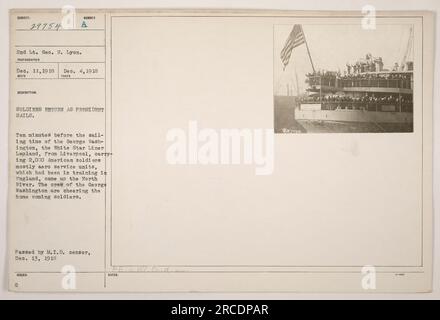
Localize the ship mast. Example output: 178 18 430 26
400 26 414 71
300 25 316 74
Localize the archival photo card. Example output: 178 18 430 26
7 10 433 293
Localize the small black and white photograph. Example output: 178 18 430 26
274 24 414 133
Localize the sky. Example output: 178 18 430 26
274 24 414 96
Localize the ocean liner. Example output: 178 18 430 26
276 25 414 133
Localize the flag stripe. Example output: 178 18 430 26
280 25 305 69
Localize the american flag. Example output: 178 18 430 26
280 25 305 70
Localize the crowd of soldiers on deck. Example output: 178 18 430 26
300 93 412 106
302 53 413 92
345 54 384 74
339 71 412 81
306 53 412 81
306 69 412 81
305 69 412 89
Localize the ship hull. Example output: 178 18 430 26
295 108 413 124
294 108 413 133
296 119 413 133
